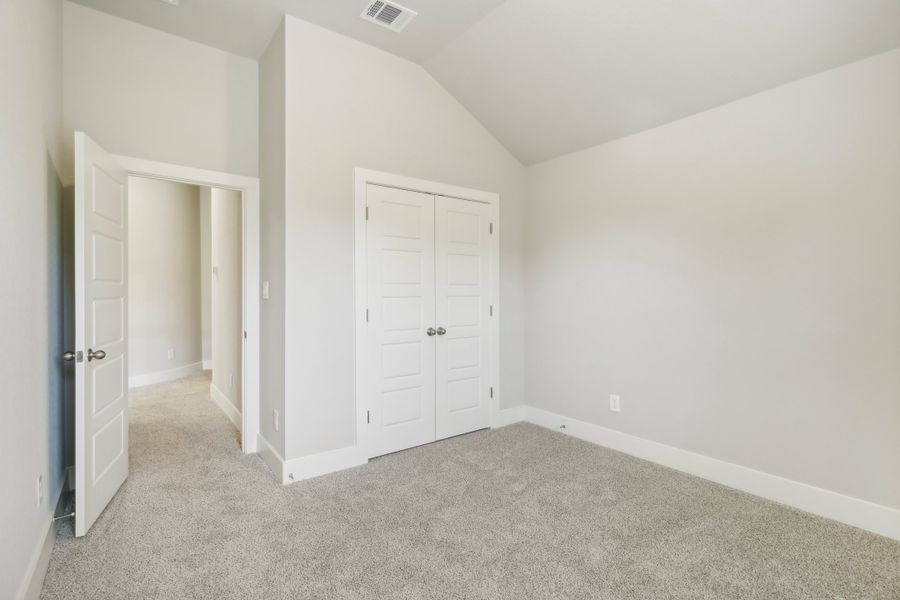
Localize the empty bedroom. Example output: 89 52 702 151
1 0 898 599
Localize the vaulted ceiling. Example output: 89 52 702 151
69 0 900 165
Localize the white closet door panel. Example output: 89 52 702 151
365 185 436 457
435 196 491 440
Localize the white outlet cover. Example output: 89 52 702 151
167 349 175 360
273 409 279 432
610 394 621 412
262 281 270 300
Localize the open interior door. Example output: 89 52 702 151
73 131 129 537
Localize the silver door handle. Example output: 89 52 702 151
87 348 106 361
63 351 76 361
426 327 437 336
436 327 446 336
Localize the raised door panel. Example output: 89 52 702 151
365 185 436 458
434 197 491 440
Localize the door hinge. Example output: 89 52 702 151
366 410 371 424
243 330 247 339
366 308 369 322
489 222 493 234
489 305 493 317
490 387 494 399
365 206 369 220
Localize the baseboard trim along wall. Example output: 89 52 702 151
256 434 368 485
18 473 67 600
210 383 242 433
128 361 202 389
520 406 900 541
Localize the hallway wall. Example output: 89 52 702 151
210 188 243 414
127 177 203 384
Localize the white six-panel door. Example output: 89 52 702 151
434 196 492 440
364 184 491 458
365 185 437 457
74 132 129 537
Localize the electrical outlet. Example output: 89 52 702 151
167 349 175 360
37 475 43 506
273 409 280 432
262 281 270 300
610 394 621 413
229 374 234 389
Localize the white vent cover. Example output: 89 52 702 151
360 0 418 32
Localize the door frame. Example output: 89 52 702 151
354 168 501 457
114 154 261 454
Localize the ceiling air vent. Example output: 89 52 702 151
360 0 418 33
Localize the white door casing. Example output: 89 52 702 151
365 184 437 457
434 196 492 440
74 132 129 537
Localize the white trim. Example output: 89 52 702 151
113 154 260 453
283 446 367 485
524 406 900 541
210 382 242 433
256 434 368 485
256 434 285 482
128 361 202 389
202 360 213 371
354 168 502 459
18 474 67 600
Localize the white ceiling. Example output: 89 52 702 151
66 0 508 63
69 0 900 165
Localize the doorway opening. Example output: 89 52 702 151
126 177 244 436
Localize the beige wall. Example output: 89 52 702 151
210 188 243 413
525 49 900 510
62 1 258 183
280 16 527 460
0 0 65 597
127 177 202 380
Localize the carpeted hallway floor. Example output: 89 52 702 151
41 374 899 599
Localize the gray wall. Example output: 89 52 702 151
525 49 900 510
0 0 65 596
127 177 202 380
62 1 258 182
280 16 527 460
258 21 287 456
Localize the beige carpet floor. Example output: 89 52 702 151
41 374 900 599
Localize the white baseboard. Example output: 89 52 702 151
202 360 212 371
210 382 242 433
256 434 368 485
524 406 900 541
18 474 67 600
492 406 526 428
256 433 285 482
128 361 202 388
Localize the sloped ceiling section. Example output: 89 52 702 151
68 0 900 165
425 0 900 165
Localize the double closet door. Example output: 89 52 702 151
365 184 492 458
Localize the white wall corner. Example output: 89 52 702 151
202 360 213 371
492 406 526 428
523 406 900 542
210 382 242 433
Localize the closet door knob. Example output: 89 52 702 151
426 328 437 336
436 327 446 336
